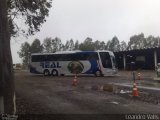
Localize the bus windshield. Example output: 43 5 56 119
99 52 112 68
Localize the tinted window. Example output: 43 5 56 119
75 53 88 60
46 54 63 61
87 53 98 60
75 52 98 60
32 54 77 62
32 55 45 62
60 54 76 61
99 52 112 68
31 53 99 62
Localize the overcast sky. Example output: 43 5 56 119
11 0 160 63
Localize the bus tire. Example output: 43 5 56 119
51 69 58 76
44 69 50 76
95 70 103 77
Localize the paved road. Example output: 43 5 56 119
15 70 160 117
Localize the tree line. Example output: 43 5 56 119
18 33 160 68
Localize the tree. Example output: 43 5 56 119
8 0 52 37
0 0 52 114
105 40 111 50
157 37 160 47
43 37 53 53
64 39 75 51
110 36 120 52
0 0 16 114
99 41 106 50
79 37 94 51
127 33 146 50
105 36 120 52
120 41 127 51
93 40 106 50
30 39 43 53
17 42 30 68
94 40 101 50
52 37 63 52
74 40 79 50
68 39 75 51
153 37 160 47
145 35 160 48
18 39 43 68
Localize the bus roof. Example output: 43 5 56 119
31 50 112 56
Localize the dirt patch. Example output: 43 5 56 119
16 93 49 114
91 84 160 105
117 91 160 105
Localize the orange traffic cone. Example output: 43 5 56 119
72 75 77 86
131 82 139 97
137 73 141 80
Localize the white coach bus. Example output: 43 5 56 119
29 50 117 76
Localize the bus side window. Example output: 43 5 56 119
32 55 45 62
39 55 45 62
60 54 71 61
46 55 54 61
65 54 72 61
53 54 60 61
75 53 84 60
88 54 94 60
88 53 98 60
82 54 90 60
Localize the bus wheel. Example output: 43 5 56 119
52 69 58 76
44 69 50 76
95 70 103 77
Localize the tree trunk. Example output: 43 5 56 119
0 0 16 114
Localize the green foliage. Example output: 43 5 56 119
127 33 145 50
64 39 75 51
17 42 30 68
43 37 52 52
120 41 127 51
99 41 106 50
105 36 120 52
110 36 120 52
105 40 111 50
127 33 160 50
30 39 43 53
79 37 95 51
74 40 79 50
94 40 101 50
7 0 52 37
145 36 160 48
52 37 63 52
18 39 42 68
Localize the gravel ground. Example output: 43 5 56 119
116 89 160 105
14 70 160 120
